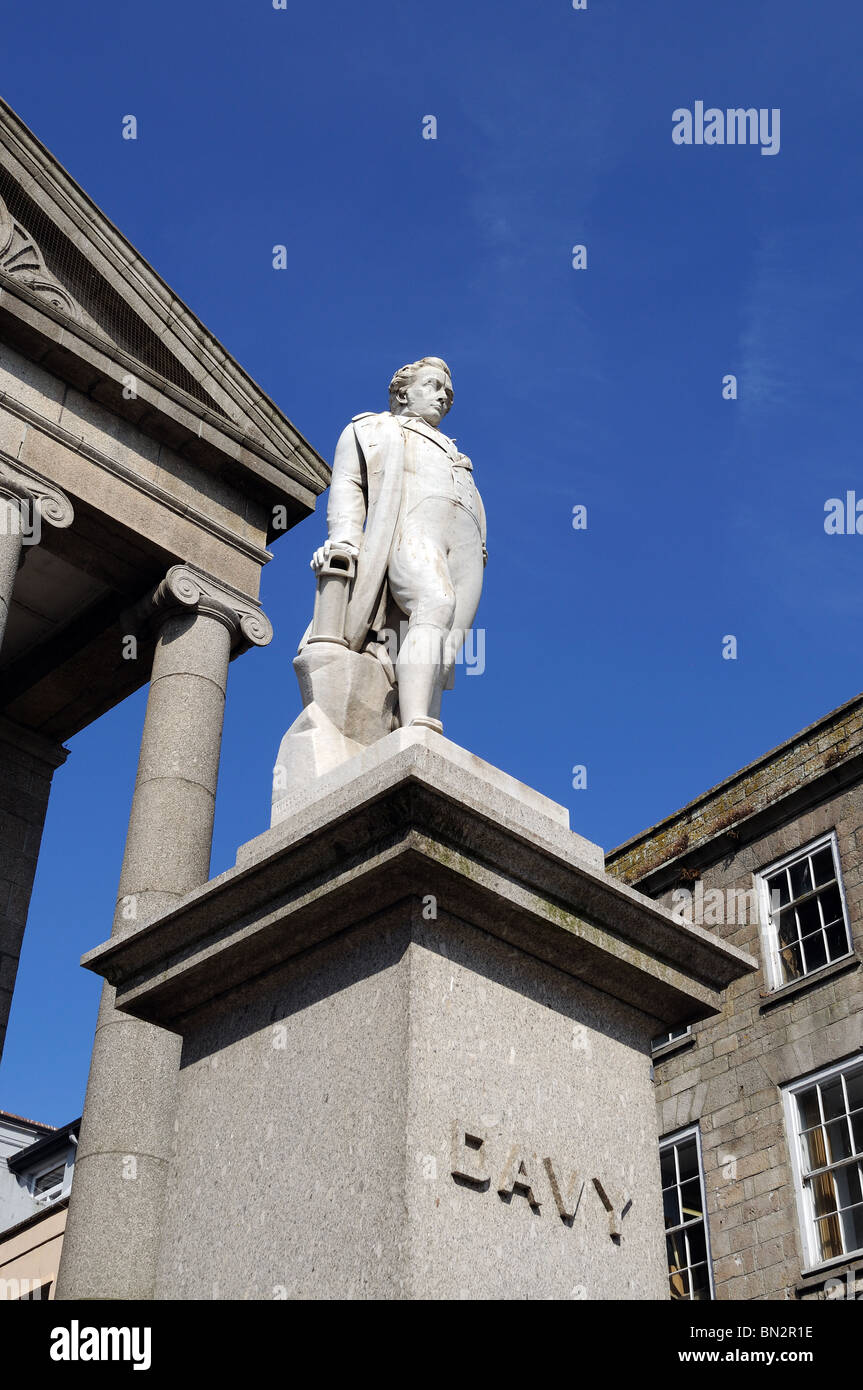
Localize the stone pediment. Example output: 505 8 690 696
0 99 328 498
0 191 87 326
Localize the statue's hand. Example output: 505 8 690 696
310 538 359 573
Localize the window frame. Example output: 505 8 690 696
756 830 853 992
659 1123 715 1301
782 1054 863 1274
651 1025 693 1058
27 1154 70 1206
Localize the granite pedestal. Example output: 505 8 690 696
81 730 755 1300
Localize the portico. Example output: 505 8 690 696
0 97 328 1296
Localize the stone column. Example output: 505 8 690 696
0 719 68 1061
0 496 21 654
56 564 272 1301
0 461 73 1060
0 458 74 655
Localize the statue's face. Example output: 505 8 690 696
398 367 453 427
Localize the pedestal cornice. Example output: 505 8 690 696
81 730 757 1033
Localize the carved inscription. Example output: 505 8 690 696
451 1121 632 1240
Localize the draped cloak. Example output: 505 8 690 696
304 410 486 655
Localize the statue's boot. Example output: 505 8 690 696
396 621 445 730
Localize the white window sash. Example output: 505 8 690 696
783 1055 863 1271
659 1124 715 1299
756 830 852 991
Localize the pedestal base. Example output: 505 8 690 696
81 730 755 1300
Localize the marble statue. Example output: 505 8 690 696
272 357 486 819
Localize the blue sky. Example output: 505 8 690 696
2 0 862 1124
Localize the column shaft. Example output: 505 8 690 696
0 472 72 1059
0 720 67 1061
57 609 232 1300
0 498 24 652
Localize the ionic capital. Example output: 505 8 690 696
146 563 273 652
0 457 74 530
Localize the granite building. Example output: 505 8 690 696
607 694 863 1302
0 97 329 1298
0 95 328 1069
0 1110 79 1298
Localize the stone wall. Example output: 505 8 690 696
0 341 270 597
607 698 863 1300
610 696 863 890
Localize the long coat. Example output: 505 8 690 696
324 410 486 652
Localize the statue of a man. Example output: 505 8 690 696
272 357 486 818
311 356 486 732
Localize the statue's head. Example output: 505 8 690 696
388 357 453 428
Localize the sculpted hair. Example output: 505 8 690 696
388 357 452 411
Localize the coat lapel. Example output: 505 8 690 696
344 412 405 650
